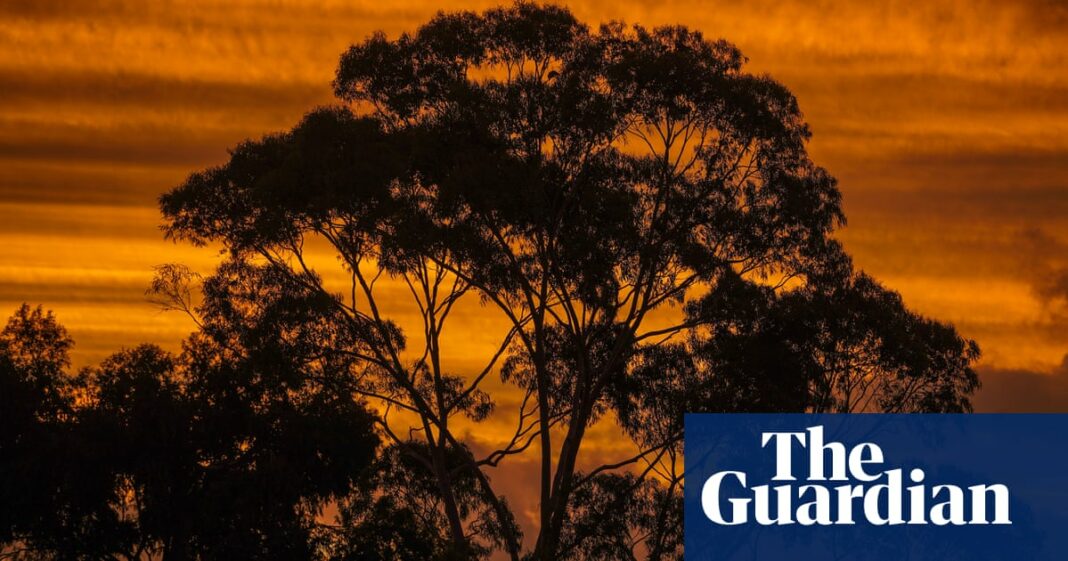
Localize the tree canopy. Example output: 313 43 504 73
0 270 381 559
3 3 979 560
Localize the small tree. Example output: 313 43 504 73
0 305 76 557
159 3 979 559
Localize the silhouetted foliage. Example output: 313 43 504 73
326 442 520 561
4 3 980 560
557 473 682 561
0 277 380 559
0 305 77 555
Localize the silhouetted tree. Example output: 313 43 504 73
0 265 381 559
0 305 82 558
326 442 518 561
156 3 979 560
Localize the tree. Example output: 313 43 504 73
0 264 381 559
0 305 81 558
158 3 980 560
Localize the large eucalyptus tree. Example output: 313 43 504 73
160 3 979 559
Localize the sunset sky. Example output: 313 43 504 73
1 0 1066 421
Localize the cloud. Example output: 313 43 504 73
973 355 1068 413
0 69 329 115
0 125 232 167
1039 270 1068 303
1018 228 1068 303
0 161 189 206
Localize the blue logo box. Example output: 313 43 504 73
684 414 1068 560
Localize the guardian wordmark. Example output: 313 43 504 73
701 426 1011 526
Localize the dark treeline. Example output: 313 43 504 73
1 2 979 560
0 296 391 560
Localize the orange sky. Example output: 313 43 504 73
1 0 1066 416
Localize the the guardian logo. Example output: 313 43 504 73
701 426 1012 527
